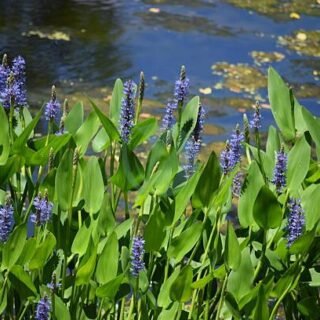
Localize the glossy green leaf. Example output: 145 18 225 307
2 224 27 271
287 135 310 192
89 97 120 141
301 184 320 230
227 247 254 303
114 218 133 239
72 220 92 257
301 107 320 151
54 295 71 320
168 222 202 263
111 145 144 191
253 285 269 320
96 274 125 299
192 151 221 208
74 110 100 156
9 265 37 296
65 101 84 134
110 78 123 126
11 107 42 153
129 118 158 149
0 106 9 165
82 156 104 214
170 266 193 302
29 232 56 269
225 222 241 270
55 149 73 211
268 67 295 141
158 268 180 308
92 128 110 152
0 155 25 185
289 231 314 255
238 161 264 228
96 232 118 284
76 247 97 286
253 186 282 230
144 208 167 252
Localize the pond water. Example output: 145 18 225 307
0 0 319 146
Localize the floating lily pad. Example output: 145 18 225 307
211 62 267 95
136 11 236 36
278 30 320 57
22 30 71 41
250 51 285 65
226 0 320 20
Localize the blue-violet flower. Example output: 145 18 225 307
287 198 304 247
0 201 14 242
130 235 145 277
120 80 136 143
272 146 287 193
31 192 53 226
35 295 51 320
45 85 60 121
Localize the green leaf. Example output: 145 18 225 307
170 266 193 302
253 285 269 320
2 224 27 271
227 247 254 303
176 96 200 152
289 231 314 255
253 186 282 230
158 303 179 320
191 273 214 290
92 128 110 152
287 135 310 192
76 247 97 286
0 106 9 165
158 268 180 308
9 265 37 296
114 218 133 239
65 101 84 134
225 222 241 271
96 274 125 299
89 97 120 141
129 118 158 149
111 145 144 191
54 295 71 320
55 149 73 211
301 107 320 151
268 67 295 141
0 155 25 185
192 151 221 208
72 220 92 257
29 232 56 269
96 232 119 284
144 208 167 252
238 161 264 228
301 184 320 230
74 110 100 156
11 108 42 153
82 157 104 214
110 78 123 126
173 168 202 224
168 222 202 263
18 238 37 265
145 139 168 179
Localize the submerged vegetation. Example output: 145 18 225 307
1 54 320 320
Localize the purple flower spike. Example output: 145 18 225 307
230 124 244 165
12 56 27 108
287 198 304 247
272 146 287 193
120 80 136 143
130 235 145 277
232 172 243 198
0 54 10 94
35 295 51 320
174 66 189 104
31 192 53 226
184 104 205 177
250 102 262 130
0 73 22 109
220 141 235 175
162 100 177 130
0 201 14 242
45 85 60 121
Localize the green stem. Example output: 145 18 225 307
119 298 125 320
253 230 267 281
18 301 29 320
124 192 129 220
215 275 228 320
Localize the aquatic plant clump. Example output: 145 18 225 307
1 59 320 319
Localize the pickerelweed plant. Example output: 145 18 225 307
0 55 320 320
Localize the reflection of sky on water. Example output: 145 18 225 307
0 0 319 143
